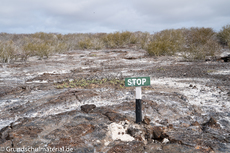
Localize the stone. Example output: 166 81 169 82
180 95 188 102
127 125 145 141
167 124 173 129
81 104 96 113
202 117 221 129
162 138 170 144
159 119 168 125
161 143 198 153
143 143 163 152
191 121 201 127
104 112 127 122
107 121 134 142
143 116 151 125
12 125 43 138
220 54 230 62
107 141 145 153
152 126 163 140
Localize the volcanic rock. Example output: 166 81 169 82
143 116 151 125
104 112 127 122
152 126 163 140
202 117 221 130
81 104 96 113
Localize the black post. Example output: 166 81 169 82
136 99 142 123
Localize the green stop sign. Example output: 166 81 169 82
125 77 150 87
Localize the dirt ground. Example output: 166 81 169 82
0 48 230 153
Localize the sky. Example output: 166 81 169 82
1 0 230 34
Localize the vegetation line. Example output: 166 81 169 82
0 25 230 63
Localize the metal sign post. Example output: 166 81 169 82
135 86 142 123
125 77 150 123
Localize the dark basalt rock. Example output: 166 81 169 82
104 111 127 122
220 54 230 62
202 117 221 130
81 104 96 113
1 49 230 152
152 126 168 141
143 116 151 125
107 141 145 153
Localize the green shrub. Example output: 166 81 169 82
23 40 54 59
137 32 150 49
54 42 68 53
186 27 216 46
0 41 17 63
102 32 120 48
78 37 93 49
55 78 125 89
217 24 230 47
0 26 228 63
184 27 220 59
102 31 132 48
187 40 218 59
31 32 56 41
129 33 139 44
146 29 185 56
91 38 105 50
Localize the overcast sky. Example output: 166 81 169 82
1 0 230 34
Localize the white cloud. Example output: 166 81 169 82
0 0 230 33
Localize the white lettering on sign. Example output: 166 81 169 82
128 79 132 86
142 78 146 85
132 79 136 85
127 78 147 86
137 79 141 85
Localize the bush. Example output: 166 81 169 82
187 39 219 59
0 25 228 62
23 40 54 59
0 40 18 63
139 32 151 49
91 38 105 50
102 31 132 48
217 24 230 47
186 27 216 46
55 42 68 53
146 29 185 56
184 27 220 59
78 37 93 49
129 33 139 44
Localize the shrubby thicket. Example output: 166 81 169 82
0 24 230 63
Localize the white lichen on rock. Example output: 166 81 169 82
106 120 134 145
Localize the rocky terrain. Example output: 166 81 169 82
0 48 230 153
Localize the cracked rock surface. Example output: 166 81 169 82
0 49 230 152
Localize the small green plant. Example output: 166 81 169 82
89 54 97 57
207 69 215 73
55 78 125 89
